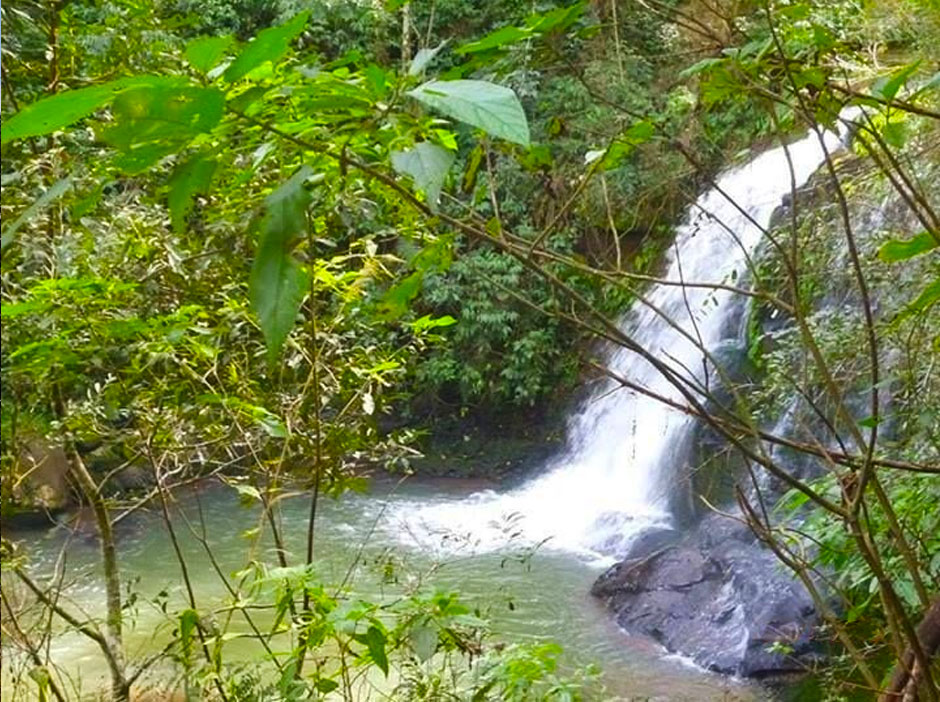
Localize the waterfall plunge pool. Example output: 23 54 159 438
3 477 781 701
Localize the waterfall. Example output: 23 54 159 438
394 123 850 562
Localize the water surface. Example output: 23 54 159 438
5 478 768 700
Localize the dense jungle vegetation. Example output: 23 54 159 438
1 0 938 700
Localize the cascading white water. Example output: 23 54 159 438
393 123 849 562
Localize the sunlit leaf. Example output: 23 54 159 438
102 86 225 173
185 35 235 74
224 12 310 82
898 278 940 321
408 79 530 147
526 2 585 32
878 231 938 263
1 76 189 145
178 609 199 658
381 271 423 320
409 314 457 331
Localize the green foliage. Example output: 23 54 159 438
754 114 940 691
408 79 532 147
167 152 218 232
223 10 309 82
416 247 578 411
1 76 189 145
102 85 225 173
390 142 456 209
4 0 938 698
249 167 313 361
878 231 938 263
184 34 235 74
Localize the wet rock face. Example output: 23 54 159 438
592 514 818 677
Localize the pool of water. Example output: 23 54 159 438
3 477 772 700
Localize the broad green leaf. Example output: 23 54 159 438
457 26 530 55
408 80 530 147
185 35 235 74
526 2 585 32
224 12 309 82
102 86 225 173
410 623 438 661
1 176 72 251
878 231 938 262
257 410 288 438
409 40 448 75
249 167 313 360
390 142 455 209
381 271 423 319
168 153 218 232
872 62 920 101
228 85 270 113
364 625 389 676
882 121 906 149
1 76 188 145
315 679 339 694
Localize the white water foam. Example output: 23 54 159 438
391 120 852 562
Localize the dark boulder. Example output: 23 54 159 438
592 515 819 677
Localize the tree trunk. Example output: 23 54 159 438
881 599 940 702
66 446 130 701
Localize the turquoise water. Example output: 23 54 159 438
4 478 769 700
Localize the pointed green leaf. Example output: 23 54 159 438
408 79 530 147
526 3 585 32
456 26 530 55
409 314 457 331
224 12 309 82
872 62 920 101
249 167 313 360
168 153 218 232
390 142 455 208
102 86 224 173
185 35 235 74
882 121 907 149
381 271 423 320
1 76 189 145
179 608 199 656
878 231 938 263
410 623 438 661
364 625 389 676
